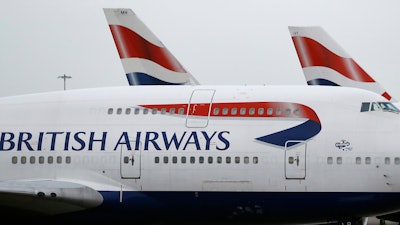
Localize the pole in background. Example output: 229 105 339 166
58 74 72 90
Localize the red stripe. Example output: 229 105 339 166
109 25 187 73
140 102 320 123
292 36 375 82
382 92 392 101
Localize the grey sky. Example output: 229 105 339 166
1 0 400 99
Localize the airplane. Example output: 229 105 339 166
2 8 400 225
288 26 397 104
289 26 400 224
103 8 200 86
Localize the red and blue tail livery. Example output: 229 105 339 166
104 8 199 85
289 26 395 102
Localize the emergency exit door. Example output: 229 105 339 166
285 140 306 179
120 140 141 179
186 89 215 127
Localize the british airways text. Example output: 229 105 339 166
0 131 230 151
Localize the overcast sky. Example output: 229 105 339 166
1 0 400 99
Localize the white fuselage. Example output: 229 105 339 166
1 85 400 224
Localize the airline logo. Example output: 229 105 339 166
292 35 376 84
105 8 191 85
141 101 321 148
335 139 352 151
290 26 392 101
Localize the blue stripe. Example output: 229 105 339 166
255 120 321 147
126 72 186 85
308 79 340 86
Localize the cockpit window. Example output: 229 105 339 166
360 102 370 112
378 102 400 113
361 102 400 113
371 102 380 111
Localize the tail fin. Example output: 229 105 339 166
288 26 395 101
103 8 199 85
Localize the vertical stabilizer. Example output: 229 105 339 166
104 8 199 85
289 26 394 101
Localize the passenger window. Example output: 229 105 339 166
107 108 113 114
217 156 222 164
285 108 291 116
161 108 167 114
244 156 249 164
222 108 229 115
226 157 231 164
293 108 300 116
152 108 158 114
125 108 131 115
190 156 195 164
178 108 185 115
155 157 160 163
213 108 220 115
258 108 264 115
235 156 240 164
365 157 371 164
48 156 53 164
57 156 62 164
172 156 177 164
208 157 213 164
253 157 258 164
21 156 26 164
143 108 149 114
356 157 361 165
395 157 400 165
12 156 17 164
337 157 342 165
181 157 186 164
117 108 122 114
30 156 35 164
249 108 255 115
163 156 168 163
385 157 390 165
231 108 237 115
199 156 204 164
276 108 282 115
124 156 129 164
240 108 246 115
327 157 333 164
169 108 175 114
134 108 140 114
267 108 273 115
66 156 71 164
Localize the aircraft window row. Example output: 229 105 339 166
212 107 301 117
327 156 400 165
153 156 259 164
107 107 186 115
107 106 303 117
11 156 72 164
360 102 400 113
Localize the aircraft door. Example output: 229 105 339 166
186 89 215 128
285 141 306 179
120 140 141 179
